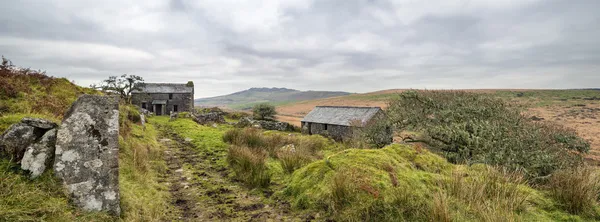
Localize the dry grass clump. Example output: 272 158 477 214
277 148 313 174
548 166 600 216
227 145 271 188
222 128 265 149
444 166 529 221
223 128 330 175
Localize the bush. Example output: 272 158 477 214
548 167 600 216
252 103 277 121
349 115 393 148
227 146 270 188
387 90 588 180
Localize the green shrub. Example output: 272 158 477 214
548 166 600 216
252 103 277 120
387 90 588 180
227 145 271 188
349 115 393 148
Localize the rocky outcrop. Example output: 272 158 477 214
54 95 121 216
0 118 58 162
193 112 226 125
21 129 57 178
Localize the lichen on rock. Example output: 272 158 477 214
53 95 121 216
21 128 57 178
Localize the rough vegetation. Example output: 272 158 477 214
0 57 98 118
0 60 170 221
118 105 172 221
387 90 589 180
283 144 595 221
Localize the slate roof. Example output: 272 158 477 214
133 83 193 94
301 106 382 126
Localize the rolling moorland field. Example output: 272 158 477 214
275 89 600 163
194 87 350 110
2 60 600 221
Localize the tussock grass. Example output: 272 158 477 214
548 166 600 216
277 148 313 174
445 165 529 221
227 145 271 188
223 128 265 149
119 105 171 221
223 128 332 175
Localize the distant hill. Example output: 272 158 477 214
194 87 351 110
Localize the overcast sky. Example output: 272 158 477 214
1 0 599 98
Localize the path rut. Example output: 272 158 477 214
158 130 300 221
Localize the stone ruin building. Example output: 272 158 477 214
131 82 194 115
301 106 391 142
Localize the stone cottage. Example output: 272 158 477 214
131 82 194 115
301 106 391 142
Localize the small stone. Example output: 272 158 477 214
21 129 57 178
0 123 40 162
21 117 58 129
175 168 184 173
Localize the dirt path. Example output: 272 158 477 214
158 130 300 221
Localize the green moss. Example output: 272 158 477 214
283 144 590 221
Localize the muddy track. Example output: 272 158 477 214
158 129 301 221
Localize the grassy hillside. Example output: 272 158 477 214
194 87 350 110
152 116 598 221
0 60 172 221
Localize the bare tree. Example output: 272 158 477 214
94 74 145 103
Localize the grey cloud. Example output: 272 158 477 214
0 0 599 98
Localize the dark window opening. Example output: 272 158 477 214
324 124 328 130
173 105 178 112
169 93 173 99
141 102 147 109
